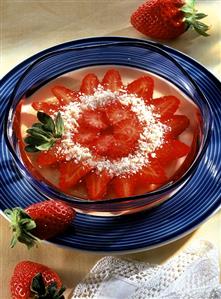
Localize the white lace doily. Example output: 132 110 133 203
71 240 221 299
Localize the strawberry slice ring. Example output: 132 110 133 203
58 82 168 176
22 69 192 201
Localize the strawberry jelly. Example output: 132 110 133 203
18 66 201 200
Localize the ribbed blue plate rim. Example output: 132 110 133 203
0 37 221 253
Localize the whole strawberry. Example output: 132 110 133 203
10 261 65 299
4 200 75 248
131 0 209 40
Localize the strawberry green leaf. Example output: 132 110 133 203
27 127 53 139
24 112 64 153
32 123 43 128
47 283 65 299
24 135 50 146
37 111 55 133
4 207 40 249
181 6 194 14
57 286 66 297
24 145 40 152
48 282 57 296
182 0 209 37
31 273 46 296
20 219 36 230
55 112 64 138
195 13 208 20
192 20 210 36
36 139 56 151
193 26 210 37
37 111 52 124
31 274 66 299
185 0 195 7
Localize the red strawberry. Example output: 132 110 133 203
36 141 66 167
85 170 112 200
4 200 75 248
93 133 115 156
36 150 58 166
127 76 154 102
170 127 199 181
155 139 190 166
102 69 123 91
108 139 136 158
152 95 180 119
105 102 136 125
52 85 78 104
74 126 100 146
163 115 190 138
170 140 190 158
113 175 137 197
139 159 167 184
32 98 60 114
92 116 142 158
78 109 109 130
93 124 140 158
59 161 93 190
10 261 65 299
92 135 133 158
80 73 100 95
130 0 209 40
114 117 142 145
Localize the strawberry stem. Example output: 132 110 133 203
31 273 65 298
4 207 40 249
181 0 210 36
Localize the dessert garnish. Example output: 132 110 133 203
24 111 64 152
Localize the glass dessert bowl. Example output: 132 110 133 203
5 41 212 216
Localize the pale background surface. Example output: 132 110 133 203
1 1 221 298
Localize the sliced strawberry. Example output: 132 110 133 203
172 140 191 158
78 109 109 130
107 139 135 158
155 140 190 166
127 76 154 103
36 142 65 167
32 98 60 114
59 161 93 190
74 126 100 145
80 73 99 95
105 102 135 125
51 85 78 105
113 175 137 197
138 159 167 184
36 150 66 167
101 69 123 91
152 95 180 119
93 133 115 156
113 117 142 144
163 115 190 138
85 170 112 200
170 128 199 181
37 151 58 167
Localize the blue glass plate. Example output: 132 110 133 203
1 37 221 252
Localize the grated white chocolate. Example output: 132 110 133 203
56 85 168 176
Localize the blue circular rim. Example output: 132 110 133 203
4 40 213 206
1 36 221 252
